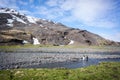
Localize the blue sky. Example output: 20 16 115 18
0 0 120 42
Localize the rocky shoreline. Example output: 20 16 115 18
0 48 120 69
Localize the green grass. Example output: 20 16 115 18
0 44 119 50
0 44 43 52
1 44 120 51
0 62 120 80
0 44 120 53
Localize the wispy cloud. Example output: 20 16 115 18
19 9 31 15
45 0 58 7
18 0 28 5
29 0 34 4
60 0 119 28
18 0 28 6
32 5 65 20
100 32 120 42
0 0 18 9
46 0 64 7
41 0 120 28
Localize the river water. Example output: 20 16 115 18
26 58 120 69
0 52 120 69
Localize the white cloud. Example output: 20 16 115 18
114 33 120 42
61 0 75 11
19 9 31 15
18 0 28 5
34 0 119 29
74 0 111 21
29 0 34 4
46 0 64 7
85 20 118 28
46 0 58 7
33 5 65 20
0 0 18 9
59 0 118 28
99 33 120 42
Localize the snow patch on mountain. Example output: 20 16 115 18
7 19 14 27
22 40 29 44
7 19 14 23
26 16 39 24
0 8 19 14
6 23 13 27
12 15 26 24
44 27 48 30
33 37 40 45
40 24 44 27
69 40 74 45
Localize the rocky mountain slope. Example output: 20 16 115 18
0 8 119 46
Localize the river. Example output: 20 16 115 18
0 52 120 69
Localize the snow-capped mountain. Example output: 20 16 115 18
0 8 41 27
0 8 19 14
0 8 66 30
0 8 120 46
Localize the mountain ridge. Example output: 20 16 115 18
0 8 120 46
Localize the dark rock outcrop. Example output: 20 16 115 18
0 29 32 45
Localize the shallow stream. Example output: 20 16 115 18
0 52 120 69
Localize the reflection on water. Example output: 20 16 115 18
66 58 120 68
27 58 120 69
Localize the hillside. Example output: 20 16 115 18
0 8 120 46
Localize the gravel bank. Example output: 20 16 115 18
0 51 120 69
0 47 120 69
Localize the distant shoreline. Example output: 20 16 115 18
0 45 120 53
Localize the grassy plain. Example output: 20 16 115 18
0 44 120 53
